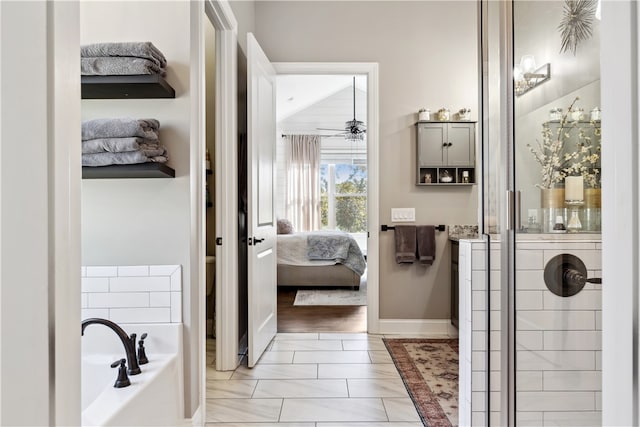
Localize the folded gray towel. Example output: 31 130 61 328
82 150 168 167
139 143 167 158
82 118 159 141
81 57 166 76
394 225 416 264
80 42 167 68
82 137 142 154
416 225 436 266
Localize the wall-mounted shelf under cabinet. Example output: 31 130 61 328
82 163 175 179
81 74 176 99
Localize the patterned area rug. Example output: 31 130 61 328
383 338 459 427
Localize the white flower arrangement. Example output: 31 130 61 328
528 97 601 189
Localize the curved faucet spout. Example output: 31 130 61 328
81 317 141 375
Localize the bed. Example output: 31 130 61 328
276 230 366 288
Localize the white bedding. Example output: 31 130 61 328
276 233 334 267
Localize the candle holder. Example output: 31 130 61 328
565 200 584 233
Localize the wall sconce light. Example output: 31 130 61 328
514 55 551 96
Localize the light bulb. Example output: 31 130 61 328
520 55 537 74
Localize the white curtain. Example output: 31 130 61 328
285 135 321 231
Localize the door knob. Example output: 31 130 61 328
253 237 265 244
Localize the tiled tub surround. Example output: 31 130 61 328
458 238 602 426
81 265 182 323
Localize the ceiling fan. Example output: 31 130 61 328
317 76 366 141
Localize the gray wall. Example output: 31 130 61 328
246 1 480 319
79 1 198 416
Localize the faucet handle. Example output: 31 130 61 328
111 358 131 388
138 333 149 365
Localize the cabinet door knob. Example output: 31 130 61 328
448 142 453 147
442 142 448 147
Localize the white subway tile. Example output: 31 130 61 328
516 310 595 331
543 411 601 426
472 350 486 370
117 265 149 277
472 311 487 331
516 411 543 427
543 249 602 270
81 293 88 308
490 290 501 311
171 291 182 323
472 271 486 290
88 292 149 308
517 350 595 371
489 391 500 412
472 391 486 412
170 266 182 291
490 371 501 392
595 391 602 411
544 331 601 351
490 330 501 351
86 266 118 277
489 271 501 291
81 277 109 293
516 291 544 310
516 249 544 270
489 351 501 371
149 265 180 276
81 308 109 320
517 371 543 391
471 411 487 427
517 391 595 411
472 249 486 271
515 270 546 291
490 310 501 331
489 411 502 427
110 307 170 323
595 351 601 370
81 266 87 277
516 331 543 351
543 371 601 391
150 292 171 307
472 371 485 392
543 290 601 311
472 331 486 351
489 249 501 271
110 276 170 292
472 291 486 310
595 310 602 330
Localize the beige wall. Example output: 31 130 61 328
79 1 198 416
248 1 480 319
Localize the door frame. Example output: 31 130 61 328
273 62 381 333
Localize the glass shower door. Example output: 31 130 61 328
512 0 602 425
482 0 603 425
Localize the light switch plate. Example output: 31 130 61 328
391 208 415 222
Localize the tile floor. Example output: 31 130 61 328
205 333 426 426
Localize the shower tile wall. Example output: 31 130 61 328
81 265 182 323
459 239 602 426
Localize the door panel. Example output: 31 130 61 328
447 123 474 166
247 33 277 368
417 123 445 166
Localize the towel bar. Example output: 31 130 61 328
381 224 445 232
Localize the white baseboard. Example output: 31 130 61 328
378 318 459 338
186 405 202 426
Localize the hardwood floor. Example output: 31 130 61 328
277 287 367 333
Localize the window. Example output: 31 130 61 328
320 163 367 233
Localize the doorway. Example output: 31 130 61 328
275 74 369 333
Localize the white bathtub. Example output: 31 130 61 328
81 323 184 426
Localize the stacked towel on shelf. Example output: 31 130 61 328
81 42 167 76
81 118 168 167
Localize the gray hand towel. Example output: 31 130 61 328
81 137 142 154
80 42 167 68
394 225 417 264
82 118 159 141
81 57 166 76
416 225 436 266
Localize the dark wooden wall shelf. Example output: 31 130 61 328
82 163 175 179
81 75 176 99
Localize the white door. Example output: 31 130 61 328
246 33 277 367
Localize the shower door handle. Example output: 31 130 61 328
506 190 522 231
515 190 522 231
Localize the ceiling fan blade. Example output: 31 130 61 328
316 127 346 131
